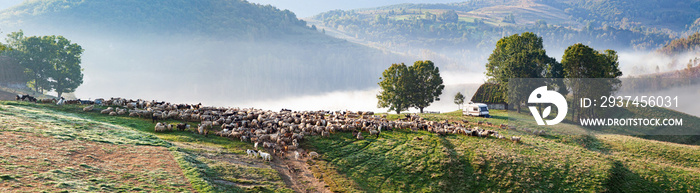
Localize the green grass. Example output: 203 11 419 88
3 101 700 192
0 101 292 193
306 109 700 192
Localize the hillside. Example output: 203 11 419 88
308 0 700 71
1 101 699 192
0 0 308 38
0 0 410 106
658 32 700 55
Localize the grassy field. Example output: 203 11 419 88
0 101 293 193
305 110 700 192
2 100 699 192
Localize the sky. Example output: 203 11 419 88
0 0 22 10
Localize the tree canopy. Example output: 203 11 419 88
5 30 84 98
562 43 622 122
377 63 414 114
377 60 445 114
453 92 465 109
409 60 445 113
485 32 562 112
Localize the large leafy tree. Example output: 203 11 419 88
377 61 445 114
562 43 622 122
409 60 444 113
485 32 562 112
377 63 414 114
50 36 84 98
6 31 84 98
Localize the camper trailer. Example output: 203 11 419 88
463 102 490 117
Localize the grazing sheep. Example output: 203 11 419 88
109 112 117 116
356 132 364 140
40 98 57 104
246 149 258 157
308 151 319 159
154 122 168 132
258 151 272 161
176 123 188 131
369 129 380 138
511 136 521 143
101 107 113 114
83 105 94 112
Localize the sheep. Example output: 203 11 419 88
511 136 521 143
197 124 209 137
356 132 364 140
176 123 188 131
308 151 319 159
40 98 57 104
246 149 258 157
101 107 113 114
154 122 168 132
83 105 94 112
294 151 300 160
258 151 272 161
254 142 259 150
369 129 380 138
109 112 117 116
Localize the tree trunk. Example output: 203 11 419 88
395 110 401 115
57 91 63 99
419 107 424 114
517 103 521 113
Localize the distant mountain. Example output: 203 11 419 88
0 0 308 39
247 0 461 18
309 0 700 71
658 32 700 55
0 0 408 106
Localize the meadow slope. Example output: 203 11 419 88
1 101 699 192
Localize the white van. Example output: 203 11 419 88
463 102 490 117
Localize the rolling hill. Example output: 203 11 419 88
0 0 410 106
308 0 700 72
1 101 699 192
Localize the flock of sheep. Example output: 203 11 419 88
20 96 541 161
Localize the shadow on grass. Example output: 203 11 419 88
437 136 475 192
602 159 662 193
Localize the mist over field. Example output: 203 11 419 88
1 0 699 115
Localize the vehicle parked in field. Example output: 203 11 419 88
463 102 490 117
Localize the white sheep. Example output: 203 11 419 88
83 105 94 112
294 151 300 160
154 122 168 132
258 151 271 161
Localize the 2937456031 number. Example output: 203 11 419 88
599 96 677 108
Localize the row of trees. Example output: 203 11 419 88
485 32 622 122
2 31 84 98
377 60 445 114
